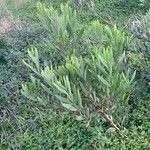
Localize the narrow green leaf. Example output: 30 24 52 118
55 95 68 103
130 70 136 83
97 75 110 87
65 76 72 95
22 60 40 76
98 55 108 69
77 89 83 108
53 82 68 95
61 102 77 111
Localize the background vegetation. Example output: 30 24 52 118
0 0 149 149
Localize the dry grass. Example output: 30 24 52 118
0 16 25 34
0 0 26 6
0 0 28 34
0 0 3 5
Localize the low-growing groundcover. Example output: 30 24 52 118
0 0 150 150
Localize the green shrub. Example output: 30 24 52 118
128 9 150 95
36 2 85 56
1 1 150 150
22 3 136 131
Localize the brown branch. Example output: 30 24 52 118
96 107 120 131
84 91 121 131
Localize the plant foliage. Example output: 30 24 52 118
22 3 136 131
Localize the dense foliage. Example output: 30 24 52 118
0 0 150 149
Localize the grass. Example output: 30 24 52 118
0 0 150 149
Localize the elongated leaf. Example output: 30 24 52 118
55 95 68 103
37 97 46 106
77 89 83 108
130 71 136 83
61 102 77 111
22 60 40 76
65 76 72 95
98 55 108 69
97 75 110 87
66 22 73 37
53 82 68 95
41 84 53 95
118 51 125 63
106 127 116 133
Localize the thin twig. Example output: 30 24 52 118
96 107 120 131
84 91 121 131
